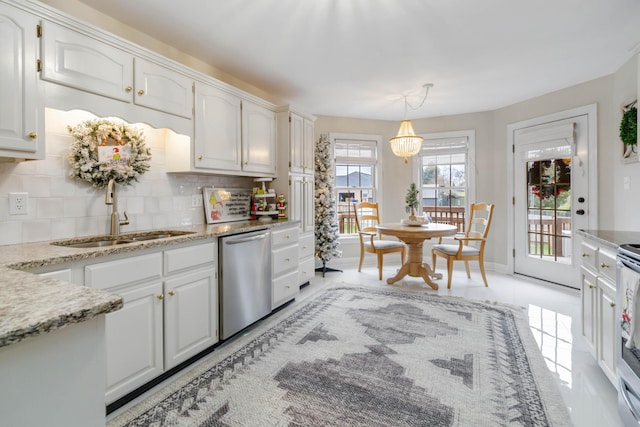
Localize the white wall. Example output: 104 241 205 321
0 109 251 245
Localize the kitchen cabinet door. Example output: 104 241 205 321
302 116 315 174
289 112 304 174
241 99 276 175
597 276 617 385
163 268 218 369
40 21 134 102
193 81 242 171
105 281 164 404
134 58 193 118
0 3 42 159
302 175 315 234
580 266 597 355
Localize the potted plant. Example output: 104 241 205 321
405 182 419 221
620 104 637 158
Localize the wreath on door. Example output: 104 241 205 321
67 119 151 189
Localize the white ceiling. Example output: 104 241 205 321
77 0 640 121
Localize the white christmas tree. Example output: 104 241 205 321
314 133 342 276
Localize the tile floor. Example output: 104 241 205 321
109 262 623 426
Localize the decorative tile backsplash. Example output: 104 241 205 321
0 109 253 245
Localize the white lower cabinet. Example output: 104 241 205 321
271 225 300 309
597 275 617 384
579 236 618 386
84 240 218 403
299 233 315 284
580 266 597 354
164 268 217 369
105 281 164 404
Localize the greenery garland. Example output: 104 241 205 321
67 119 151 189
620 105 637 147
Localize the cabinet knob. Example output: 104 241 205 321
285 285 290 289
611 302 616 308
125 86 133 92
589 284 595 289
157 294 164 300
600 263 609 269
168 290 175 296
581 253 589 257
28 132 37 139
197 155 203 161
138 89 145 95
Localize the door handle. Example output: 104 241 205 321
576 209 585 215
225 233 268 244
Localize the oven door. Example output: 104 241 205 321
618 253 640 425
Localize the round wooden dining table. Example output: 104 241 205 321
376 222 457 290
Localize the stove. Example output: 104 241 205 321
617 243 640 426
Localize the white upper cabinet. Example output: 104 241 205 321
41 21 193 118
287 112 315 175
289 113 304 174
192 80 242 171
168 81 276 176
134 58 193 118
41 21 133 102
0 3 43 160
242 99 276 175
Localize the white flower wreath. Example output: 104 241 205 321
67 119 151 189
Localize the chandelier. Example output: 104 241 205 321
389 83 433 164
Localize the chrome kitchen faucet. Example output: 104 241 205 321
105 179 129 235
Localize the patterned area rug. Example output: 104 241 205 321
108 286 572 426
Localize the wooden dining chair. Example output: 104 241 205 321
353 202 406 280
431 203 495 288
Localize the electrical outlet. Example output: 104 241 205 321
9 192 28 215
191 194 203 208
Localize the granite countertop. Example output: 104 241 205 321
0 220 295 349
575 229 640 251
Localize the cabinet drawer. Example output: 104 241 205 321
272 269 299 309
86 253 162 290
299 233 314 260
598 248 616 283
272 226 298 247
164 242 215 275
299 257 315 285
580 241 597 271
272 245 299 277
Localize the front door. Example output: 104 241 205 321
512 109 593 288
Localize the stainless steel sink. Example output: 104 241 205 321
52 230 196 248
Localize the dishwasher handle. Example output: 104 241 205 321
224 233 268 245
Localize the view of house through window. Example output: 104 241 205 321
330 133 380 236
416 132 475 232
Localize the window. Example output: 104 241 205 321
330 133 381 236
415 131 475 232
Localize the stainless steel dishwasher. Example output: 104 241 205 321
219 229 272 340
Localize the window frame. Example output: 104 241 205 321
412 130 476 220
329 132 382 238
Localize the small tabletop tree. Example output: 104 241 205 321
405 182 419 220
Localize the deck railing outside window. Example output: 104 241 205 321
422 206 466 233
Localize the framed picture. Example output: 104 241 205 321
202 187 253 224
